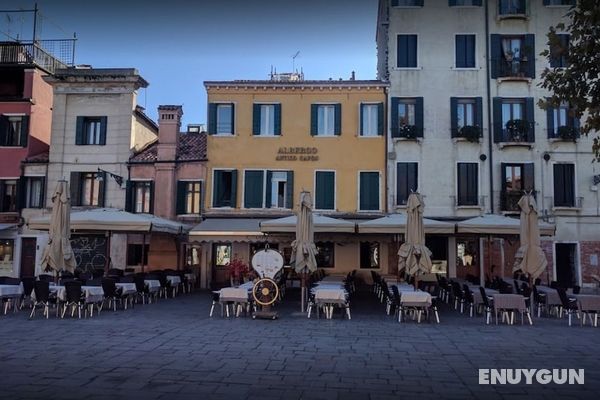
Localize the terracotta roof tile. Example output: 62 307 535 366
129 132 207 163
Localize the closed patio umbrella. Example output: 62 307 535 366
290 191 318 312
40 181 76 274
398 192 432 289
514 193 547 281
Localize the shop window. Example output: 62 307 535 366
316 242 335 268
213 243 232 267
127 243 149 266
0 239 14 266
360 242 380 269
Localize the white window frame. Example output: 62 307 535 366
455 161 481 208
395 33 421 71
270 171 289 209
452 33 478 70
357 170 382 212
313 169 336 212
211 168 236 209
254 102 280 137
213 102 235 136
550 161 578 209
315 104 337 137
359 102 380 137
394 161 420 208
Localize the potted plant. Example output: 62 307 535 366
459 125 481 143
226 257 249 287
505 119 529 142
557 125 577 141
399 124 419 139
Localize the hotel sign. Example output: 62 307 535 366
276 147 319 161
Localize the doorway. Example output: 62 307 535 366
555 243 578 288
20 238 37 277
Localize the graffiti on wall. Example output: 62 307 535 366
70 235 107 272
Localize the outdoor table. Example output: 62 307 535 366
218 287 250 317
166 275 181 286
115 282 137 295
574 294 600 327
492 294 531 325
471 287 498 306
51 285 105 303
320 276 346 283
536 286 562 312
313 288 349 319
144 280 161 293
237 281 255 292
399 291 433 323
0 284 24 313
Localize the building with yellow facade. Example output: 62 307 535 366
189 75 389 288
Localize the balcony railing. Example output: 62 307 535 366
492 58 530 79
451 125 482 142
548 125 580 141
498 1 527 17
391 124 423 139
0 41 71 74
494 120 535 143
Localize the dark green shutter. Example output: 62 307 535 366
397 163 417 205
230 170 238 208
310 104 318 136
450 97 458 137
456 35 466 68
524 34 535 79
244 170 264 208
0 182 5 211
99 116 107 145
490 35 501 79
500 163 507 209
407 35 417 67
38 177 45 208
230 103 235 135
75 116 85 145
176 180 186 214
377 102 384 136
285 171 294 209
415 97 424 137
553 164 574 207
125 180 133 212
475 97 483 135
70 172 81 206
265 171 273 208
149 181 155 214
391 97 399 137
19 115 29 147
274 104 281 135
397 35 408 67
208 103 217 135
16 177 26 210
360 172 379 211
526 97 535 142
316 171 334 210
359 104 364 136
493 97 502 142
252 104 261 135
212 171 221 207
334 103 341 135
523 163 535 192
546 106 554 138
97 171 106 207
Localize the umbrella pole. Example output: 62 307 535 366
301 269 307 313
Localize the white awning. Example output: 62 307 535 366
190 218 265 236
357 214 455 234
0 223 17 232
456 214 555 236
28 208 188 235
260 214 355 233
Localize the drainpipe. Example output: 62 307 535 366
484 0 494 213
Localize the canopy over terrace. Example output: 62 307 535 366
456 214 555 236
357 214 455 234
260 214 355 233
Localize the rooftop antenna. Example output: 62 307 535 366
292 51 300 72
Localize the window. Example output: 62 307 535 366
176 181 202 214
397 34 417 68
212 170 237 208
490 34 535 79
253 104 281 136
75 116 107 145
547 103 579 140
360 103 383 136
243 170 293 209
0 114 28 147
127 243 149 266
212 243 232 267
208 103 235 135
0 180 17 212
128 181 153 214
501 163 534 211
360 242 380 269
0 239 14 266
359 172 380 211
451 97 483 139
449 0 482 5
391 97 423 138
455 35 476 68
70 171 105 207
498 0 526 15
493 97 534 143
315 171 335 210
553 163 576 207
396 163 418 206
244 170 264 209
25 177 44 209
315 242 335 268
392 0 423 6
550 34 569 68
457 162 478 206
544 0 575 5
311 104 341 136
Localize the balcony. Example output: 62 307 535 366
0 41 71 75
492 58 530 80
548 125 580 142
498 0 528 19
494 120 535 145
451 125 482 142
391 124 423 140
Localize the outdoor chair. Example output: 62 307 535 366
102 278 129 311
450 281 464 312
462 284 475 317
1 277 21 314
573 285 581 295
38 274 54 283
479 287 493 325
532 285 547 317
209 292 221 317
30 280 58 319
78 271 92 282
119 275 135 283
20 276 35 309
86 278 102 287
391 285 402 322
61 281 90 319
557 287 579 326
514 280 522 294
107 268 124 278
521 287 532 310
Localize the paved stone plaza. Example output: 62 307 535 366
0 290 599 400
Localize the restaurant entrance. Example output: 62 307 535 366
555 242 578 288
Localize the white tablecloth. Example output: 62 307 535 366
536 286 561 305
185 273 196 282
144 280 161 292
166 275 181 285
400 291 432 306
314 288 347 302
0 284 23 297
52 285 104 303
115 282 137 295
471 287 499 305
219 287 249 302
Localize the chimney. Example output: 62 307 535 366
157 105 183 161
350 71 356 81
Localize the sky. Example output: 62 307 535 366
0 0 379 126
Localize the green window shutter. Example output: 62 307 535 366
16 177 26 210
265 171 273 208
208 103 217 135
391 97 400 137
500 163 507 209
212 170 222 207
19 115 29 147
149 181 155 214
70 172 81 206
546 106 554 138
455 35 466 68
524 34 536 79
415 97 424 137
244 170 264 208
360 172 379 211
334 103 342 135
359 104 364 136
310 104 318 136
285 171 294 209
252 104 261 135
490 34 501 79
230 103 235 135
526 97 535 142
316 171 335 210
475 97 483 136
493 97 502 143
125 181 133 212
176 180 186 214
97 171 106 207
0 116 7 146
230 170 238 208
396 163 408 205
274 104 282 136
450 97 458 137
523 163 535 192
38 177 45 208
75 116 85 145
377 102 384 136
99 116 107 145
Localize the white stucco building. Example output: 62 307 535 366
377 0 599 286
